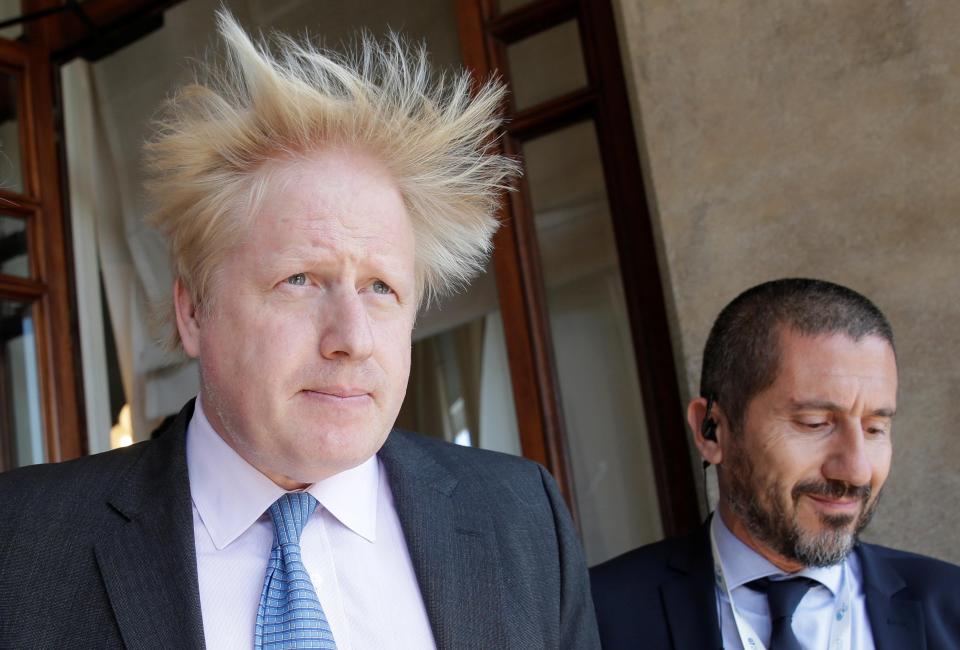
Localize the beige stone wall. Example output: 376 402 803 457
613 0 960 564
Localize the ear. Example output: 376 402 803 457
174 278 202 359
688 396 724 466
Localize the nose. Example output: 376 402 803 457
822 420 873 488
319 289 374 360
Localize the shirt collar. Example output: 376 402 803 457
186 396 379 550
712 511 842 596
306 453 379 545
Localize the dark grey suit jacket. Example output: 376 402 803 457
591 522 960 649
0 400 599 649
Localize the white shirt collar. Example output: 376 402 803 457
186 396 379 550
712 511 842 597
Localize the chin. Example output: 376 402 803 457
298 429 385 467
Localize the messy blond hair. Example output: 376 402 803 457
145 11 517 348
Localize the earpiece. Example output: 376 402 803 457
701 393 718 442
699 394 718 471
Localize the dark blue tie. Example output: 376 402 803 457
255 492 337 649
748 577 816 650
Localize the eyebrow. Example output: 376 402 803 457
789 400 896 418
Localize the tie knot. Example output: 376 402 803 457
748 576 817 621
267 492 318 546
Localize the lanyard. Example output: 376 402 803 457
710 524 854 650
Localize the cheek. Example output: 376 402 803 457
374 318 412 388
751 439 817 493
201 301 307 386
868 442 893 487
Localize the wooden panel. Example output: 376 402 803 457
489 0 576 43
457 0 578 515
0 35 85 463
0 276 46 302
576 0 699 536
23 0 181 62
459 0 700 538
0 1 190 469
500 134 576 508
30 48 86 460
508 87 594 142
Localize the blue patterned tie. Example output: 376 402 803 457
255 492 337 649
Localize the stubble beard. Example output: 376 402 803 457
723 437 882 568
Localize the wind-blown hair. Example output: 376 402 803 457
145 11 518 348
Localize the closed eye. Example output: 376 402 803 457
865 423 890 436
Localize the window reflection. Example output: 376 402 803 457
522 120 664 564
0 70 23 194
398 309 521 457
0 0 23 40
0 214 29 278
498 0 531 14
0 299 45 471
506 20 588 111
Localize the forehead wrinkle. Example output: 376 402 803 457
250 151 413 273
785 390 896 416
271 215 406 274
789 399 846 412
783 364 897 397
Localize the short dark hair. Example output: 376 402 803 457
700 278 895 432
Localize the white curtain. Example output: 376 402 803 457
61 60 198 446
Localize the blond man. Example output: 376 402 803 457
0 13 598 649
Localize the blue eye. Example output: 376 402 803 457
371 280 392 295
286 273 307 286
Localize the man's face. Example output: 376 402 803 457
177 148 417 488
719 328 897 568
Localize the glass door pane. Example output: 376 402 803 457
505 20 587 110
498 0 532 14
0 0 23 40
521 119 663 564
398 271 521 457
0 214 29 277
0 69 23 194
0 298 45 470
0 29 86 467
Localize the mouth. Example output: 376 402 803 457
793 479 871 519
300 388 372 402
803 493 863 515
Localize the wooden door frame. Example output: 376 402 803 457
458 0 700 537
0 0 186 466
0 36 84 461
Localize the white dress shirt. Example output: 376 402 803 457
713 513 876 649
186 398 436 650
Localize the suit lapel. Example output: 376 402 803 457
661 524 724 650
94 402 205 650
858 543 926 650
379 431 507 650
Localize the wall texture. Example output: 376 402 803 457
613 0 960 563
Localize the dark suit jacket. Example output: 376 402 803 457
0 400 599 649
590 522 960 650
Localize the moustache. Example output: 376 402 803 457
792 479 871 503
